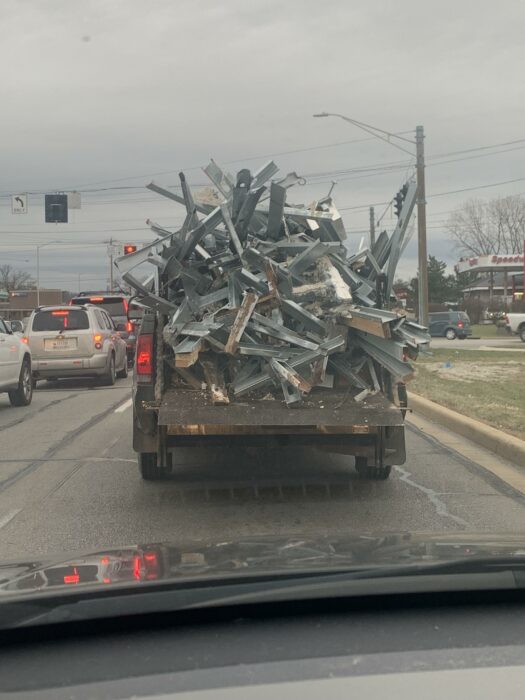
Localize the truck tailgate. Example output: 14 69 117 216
157 388 403 434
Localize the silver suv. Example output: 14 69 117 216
26 305 128 384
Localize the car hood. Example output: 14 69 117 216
2 532 525 596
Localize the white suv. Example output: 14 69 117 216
26 305 128 384
0 317 33 406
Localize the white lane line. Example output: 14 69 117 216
114 398 132 413
0 509 21 530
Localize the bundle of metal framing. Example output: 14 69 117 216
116 159 430 406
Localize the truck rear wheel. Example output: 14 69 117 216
519 325 525 342
355 457 392 480
138 452 171 480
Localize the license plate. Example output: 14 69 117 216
45 337 77 350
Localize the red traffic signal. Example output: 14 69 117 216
123 244 137 255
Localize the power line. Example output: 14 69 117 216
339 176 525 212
2 135 524 198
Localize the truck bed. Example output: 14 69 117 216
157 387 403 435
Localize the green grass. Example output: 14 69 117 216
470 324 504 338
411 349 525 438
471 323 497 338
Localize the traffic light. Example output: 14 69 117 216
45 194 68 223
394 183 409 218
123 244 137 255
394 192 403 218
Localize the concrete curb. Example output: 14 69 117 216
408 393 525 468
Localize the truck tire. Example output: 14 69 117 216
355 457 392 480
519 325 525 342
138 452 171 480
8 357 33 407
444 328 456 340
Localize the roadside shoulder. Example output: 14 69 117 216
408 392 525 469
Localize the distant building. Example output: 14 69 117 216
0 288 66 320
461 272 523 305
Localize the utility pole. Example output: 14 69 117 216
313 113 429 326
415 125 428 326
369 206 376 249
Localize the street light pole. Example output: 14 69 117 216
415 125 428 326
36 245 40 307
313 112 429 324
36 240 61 308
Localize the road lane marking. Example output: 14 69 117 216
114 398 132 413
0 509 21 530
0 395 129 494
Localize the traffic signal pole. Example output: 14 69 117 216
416 125 428 326
369 206 375 248
109 237 114 292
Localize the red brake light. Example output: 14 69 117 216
123 298 129 314
457 320 463 328
90 296 104 302
94 333 103 349
143 551 160 580
52 310 69 316
21 336 29 344
126 321 133 333
136 334 153 376
133 555 142 581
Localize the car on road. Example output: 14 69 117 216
25 305 128 385
428 310 472 340
505 312 525 341
0 316 33 406
69 294 143 363
6 319 24 334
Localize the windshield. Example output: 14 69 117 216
32 309 90 332
70 297 127 318
1 0 525 610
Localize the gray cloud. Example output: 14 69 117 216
1 0 525 288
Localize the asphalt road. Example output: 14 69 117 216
430 336 522 349
1 376 524 561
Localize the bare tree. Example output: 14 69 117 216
0 265 35 293
447 195 525 256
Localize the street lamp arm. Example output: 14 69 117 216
313 112 416 156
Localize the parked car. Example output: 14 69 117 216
428 311 472 340
69 294 142 363
0 316 33 406
25 305 128 384
6 319 24 334
505 312 525 341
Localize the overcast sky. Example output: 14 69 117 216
1 0 525 291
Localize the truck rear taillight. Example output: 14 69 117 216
136 334 153 378
126 321 133 333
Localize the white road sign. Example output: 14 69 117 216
67 191 81 209
11 193 28 214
